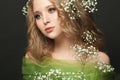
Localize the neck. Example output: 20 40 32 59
54 35 73 51
52 35 75 60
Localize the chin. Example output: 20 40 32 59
45 32 63 39
46 35 57 39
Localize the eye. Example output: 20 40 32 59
34 14 41 19
48 7 56 13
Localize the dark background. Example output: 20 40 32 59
0 0 120 80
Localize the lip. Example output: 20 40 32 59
45 27 54 33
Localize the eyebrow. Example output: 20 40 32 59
34 11 40 15
46 5 54 9
34 5 55 14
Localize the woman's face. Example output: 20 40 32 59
33 0 63 39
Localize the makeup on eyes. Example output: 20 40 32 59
34 5 56 20
34 11 42 19
48 7 56 13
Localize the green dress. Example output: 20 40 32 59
22 57 115 80
22 44 115 80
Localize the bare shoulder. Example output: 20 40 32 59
98 51 110 64
25 51 33 59
25 52 30 58
24 52 38 64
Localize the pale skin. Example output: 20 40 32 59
30 0 110 63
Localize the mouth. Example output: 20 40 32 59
45 27 54 33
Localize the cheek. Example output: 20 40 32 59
36 21 44 32
51 11 59 21
53 16 61 28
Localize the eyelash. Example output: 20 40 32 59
48 7 56 13
34 7 56 19
34 14 41 19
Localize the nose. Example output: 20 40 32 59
42 13 50 25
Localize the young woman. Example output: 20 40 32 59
22 0 114 80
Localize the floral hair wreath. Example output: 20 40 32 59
22 0 98 19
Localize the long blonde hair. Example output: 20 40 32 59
25 0 105 61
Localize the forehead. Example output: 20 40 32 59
33 0 53 12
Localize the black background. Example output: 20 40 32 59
0 0 120 80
